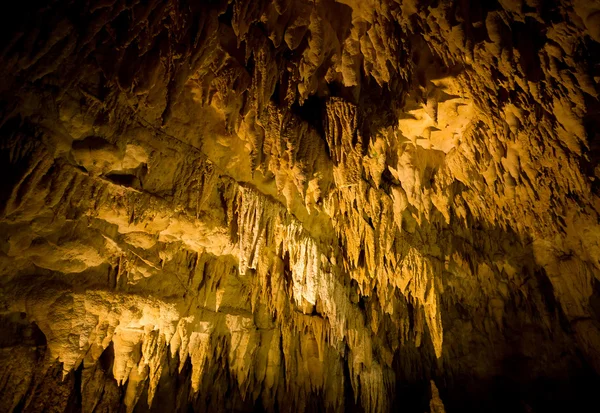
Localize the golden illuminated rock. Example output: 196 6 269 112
0 0 599 412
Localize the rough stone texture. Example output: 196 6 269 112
0 0 599 412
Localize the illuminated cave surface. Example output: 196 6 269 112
1 0 600 412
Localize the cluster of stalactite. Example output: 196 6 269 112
1 0 599 412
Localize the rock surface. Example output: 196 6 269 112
0 0 599 412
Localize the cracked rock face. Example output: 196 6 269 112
1 0 600 412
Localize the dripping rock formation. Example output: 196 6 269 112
1 0 600 411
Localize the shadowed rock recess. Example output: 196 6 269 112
1 0 600 411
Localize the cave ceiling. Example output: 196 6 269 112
1 0 600 412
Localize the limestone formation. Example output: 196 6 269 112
0 0 599 412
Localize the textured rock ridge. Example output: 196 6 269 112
0 0 600 412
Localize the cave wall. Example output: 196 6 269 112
1 0 600 412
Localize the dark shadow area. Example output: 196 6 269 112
432 225 600 413
291 93 326 138
582 92 600 195
0 116 40 216
0 312 47 348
